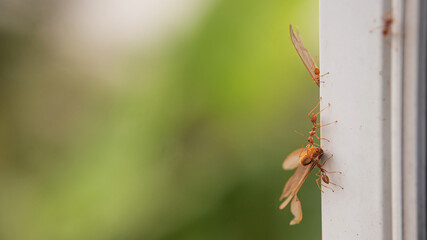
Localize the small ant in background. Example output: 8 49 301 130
370 9 394 37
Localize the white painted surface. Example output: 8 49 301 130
320 0 392 239
391 0 404 239
320 0 423 239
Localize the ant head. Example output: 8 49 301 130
314 67 320 75
316 148 324 158
308 136 314 144
322 174 330 184
310 113 318 122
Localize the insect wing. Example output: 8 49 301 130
280 163 315 210
283 147 306 170
280 163 306 200
289 24 319 86
290 195 303 225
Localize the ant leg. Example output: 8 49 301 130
298 145 307 158
323 169 342 174
314 103 331 118
313 72 329 81
317 120 338 129
299 147 305 155
309 56 318 73
319 72 330 78
316 178 324 193
294 130 309 142
319 154 334 167
307 99 322 117
309 61 316 73
369 25 383 33
329 182 344 189
314 134 331 142
321 183 335 192
313 78 323 85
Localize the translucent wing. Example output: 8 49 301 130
289 24 319 87
283 147 306 170
279 163 315 210
280 162 306 200
290 195 303 225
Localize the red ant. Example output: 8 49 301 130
290 25 329 87
370 9 394 36
314 154 343 192
293 99 342 192
294 98 337 147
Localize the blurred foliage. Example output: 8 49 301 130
0 0 321 239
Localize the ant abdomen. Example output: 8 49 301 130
322 174 330 184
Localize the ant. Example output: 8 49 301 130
314 154 343 192
293 99 342 191
310 58 329 86
289 25 329 87
370 9 394 37
294 98 337 147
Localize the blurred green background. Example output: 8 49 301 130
0 0 320 239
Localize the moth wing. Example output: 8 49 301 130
290 195 303 225
279 163 315 210
283 147 306 170
289 24 319 86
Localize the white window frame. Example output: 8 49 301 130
319 0 426 239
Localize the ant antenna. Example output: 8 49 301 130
294 130 308 141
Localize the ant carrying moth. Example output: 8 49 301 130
279 101 342 225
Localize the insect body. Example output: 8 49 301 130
370 10 394 36
280 146 342 224
279 101 341 225
279 147 322 225
314 154 343 192
382 16 393 36
299 144 323 166
295 99 337 146
289 25 329 86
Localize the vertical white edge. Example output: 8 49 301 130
391 0 404 239
401 0 421 239
320 0 392 239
